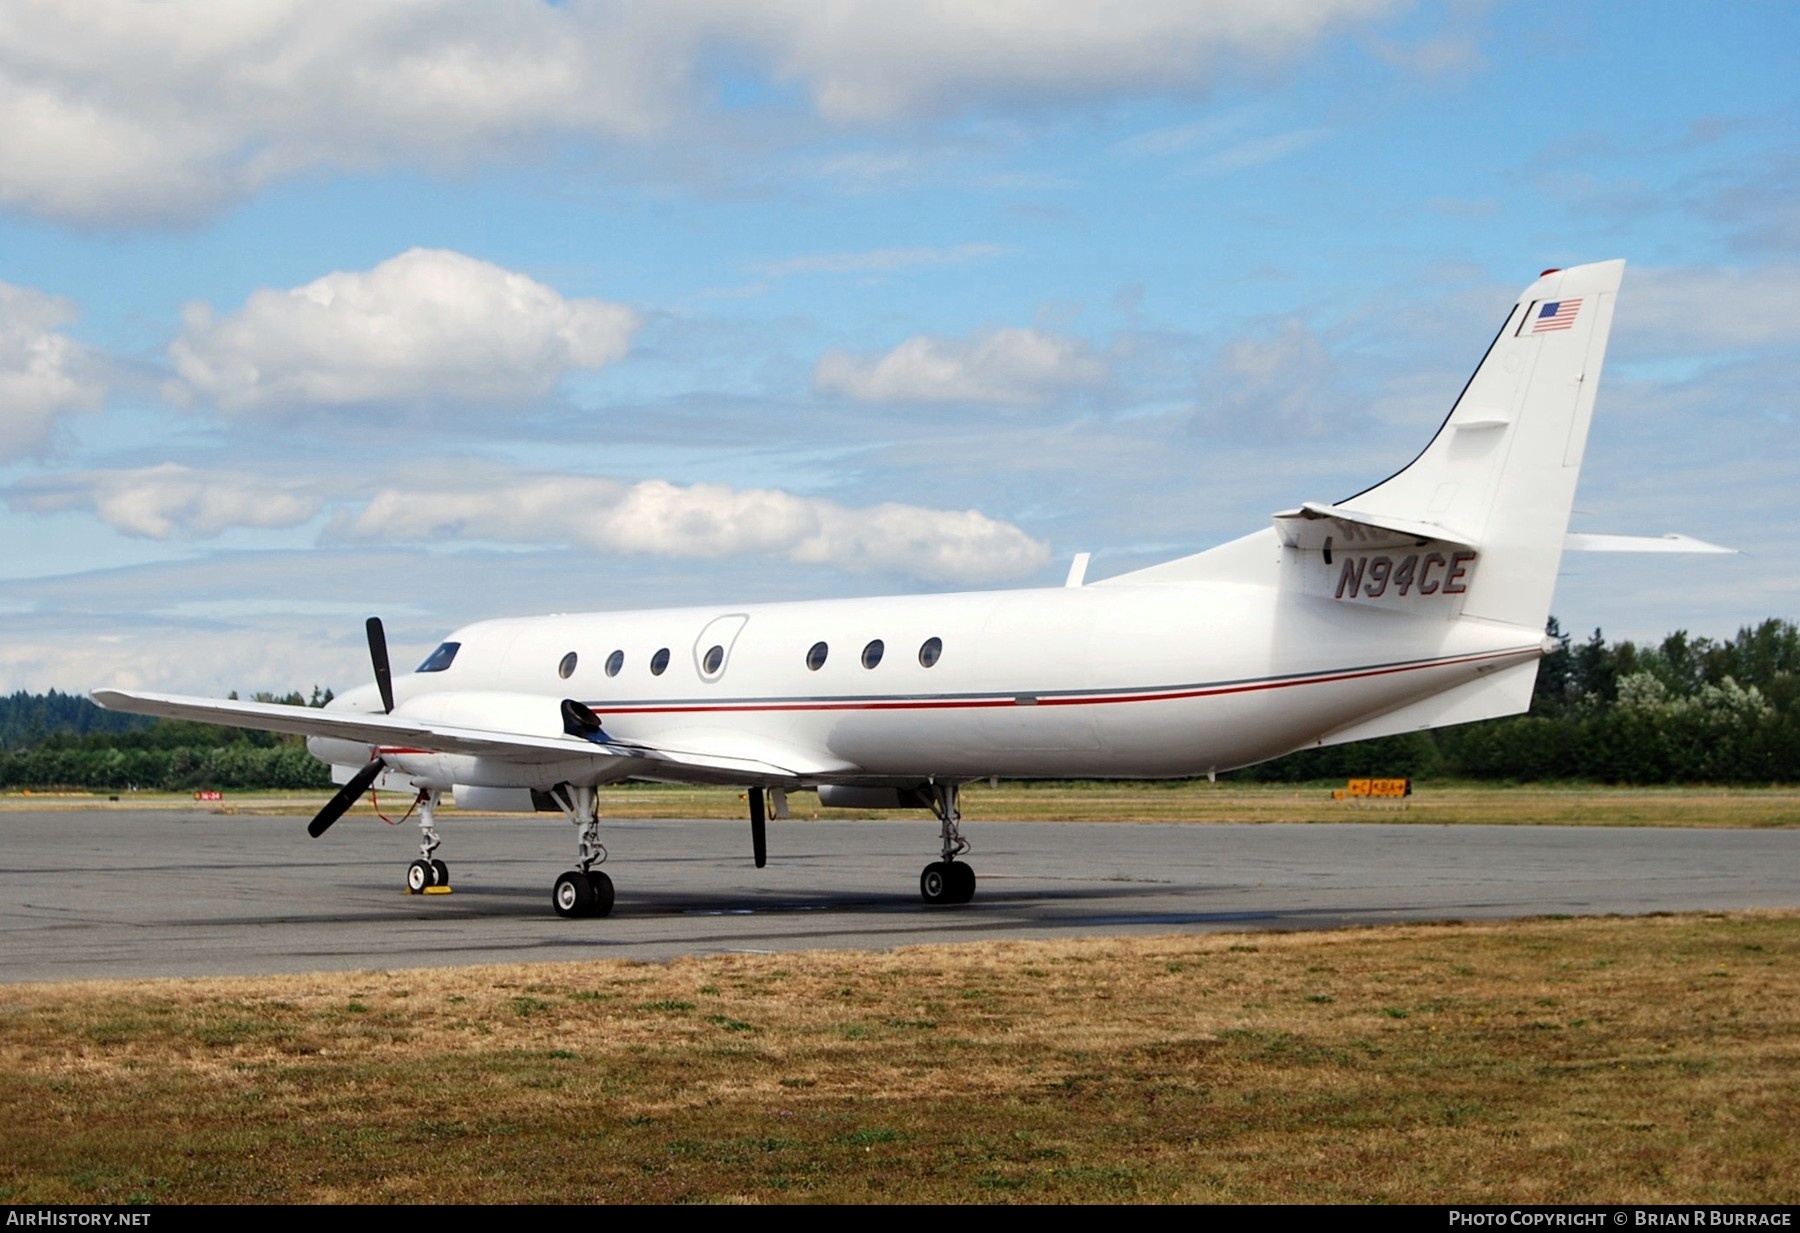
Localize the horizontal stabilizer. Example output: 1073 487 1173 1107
1564 532 1736 554
1273 501 1475 552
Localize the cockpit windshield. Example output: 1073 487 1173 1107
416 641 461 673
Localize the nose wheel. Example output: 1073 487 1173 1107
406 858 452 893
403 790 451 894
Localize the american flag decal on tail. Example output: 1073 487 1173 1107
1530 298 1582 332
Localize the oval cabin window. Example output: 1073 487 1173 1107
918 636 942 668
861 639 884 669
558 651 578 680
806 641 828 671
605 649 623 677
703 644 725 675
650 647 670 676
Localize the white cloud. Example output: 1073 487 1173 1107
1205 317 1342 435
815 327 1106 406
739 1 1397 123
1113 110 1329 174
0 281 107 459
749 243 1004 278
0 0 1400 225
166 248 639 413
1623 264 1800 352
0 619 371 697
338 473 1051 584
0 1 683 224
1115 113 1252 159
1192 127 1330 174
9 459 1049 583
8 464 323 539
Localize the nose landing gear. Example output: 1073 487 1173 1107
403 789 450 894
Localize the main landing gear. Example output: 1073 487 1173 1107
920 782 976 905
403 788 451 894
547 784 614 919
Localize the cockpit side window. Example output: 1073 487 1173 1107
416 641 461 673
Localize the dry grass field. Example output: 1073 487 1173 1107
584 781 1800 827
1 911 1794 1204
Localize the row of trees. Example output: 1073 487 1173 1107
0 689 151 750
1237 618 1800 783
3 622 1796 788
0 689 335 792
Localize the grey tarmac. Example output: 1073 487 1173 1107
1 806 1795 982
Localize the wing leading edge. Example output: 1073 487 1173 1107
90 688 824 785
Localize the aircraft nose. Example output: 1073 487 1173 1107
329 682 387 714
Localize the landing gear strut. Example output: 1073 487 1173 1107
920 782 976 905
404 788 450 893
548 784 614 919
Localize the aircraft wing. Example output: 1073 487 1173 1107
90 688 825 784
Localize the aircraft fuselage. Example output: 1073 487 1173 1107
320 575 1541 790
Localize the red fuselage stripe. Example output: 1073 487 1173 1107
576 646 1533 717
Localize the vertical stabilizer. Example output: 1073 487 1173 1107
1342 260 1623 630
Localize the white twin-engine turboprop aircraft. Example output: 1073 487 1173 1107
96 259 1723 919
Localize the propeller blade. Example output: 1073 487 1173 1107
749 787 767 869
308 757 386 838
366 616 395 714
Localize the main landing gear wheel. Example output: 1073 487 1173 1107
547 784 613 920
919 783 976 905
947 860 976 903
588 870 615 917
921 860 975 905
407 858 436 894
431 859 450 888
553 869 615 919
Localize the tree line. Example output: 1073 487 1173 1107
1234 618 1800 784
0 688 336 792
3 621 1797 790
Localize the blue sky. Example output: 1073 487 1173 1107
1 1 1794 695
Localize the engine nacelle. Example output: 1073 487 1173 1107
818 785 931 810
400 690 578 737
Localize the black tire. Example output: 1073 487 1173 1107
553 870 594 918
431 859 450 888
948 861 977 904
920 861 952 905
407 859 434 894
588 870 615 918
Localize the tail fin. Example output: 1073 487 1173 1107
1339 260 1624 629
1102 260 1624 614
